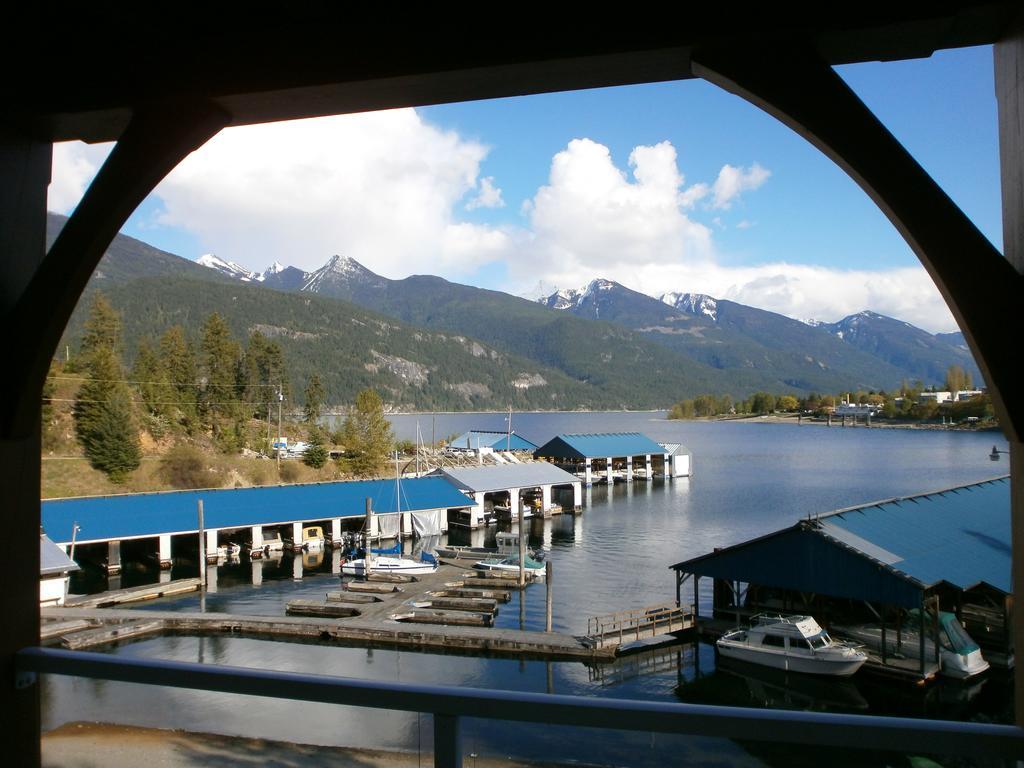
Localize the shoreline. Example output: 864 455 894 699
42 722 585 768
669 413 1003 432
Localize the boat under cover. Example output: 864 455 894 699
833 611 989 679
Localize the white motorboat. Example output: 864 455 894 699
716 614 867 677
473 553 546 579
342 552 438 576
834 611 989 679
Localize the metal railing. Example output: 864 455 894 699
18 646 1024 767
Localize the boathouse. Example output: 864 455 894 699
533 432 672 486
41 477 473 573
670 476 1012 675
448 430 539 453
429 463 582 528
659 443 693 478
39 533 79 607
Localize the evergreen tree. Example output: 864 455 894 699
73 294 141 482
339 388 393 476
159 325 199 433
83 388 142 482
303 427 328 469
199 313 244 450
304 374 325 424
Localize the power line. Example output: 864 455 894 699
49 374 284 390
47 397 290 407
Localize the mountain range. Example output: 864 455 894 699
49 212 982 409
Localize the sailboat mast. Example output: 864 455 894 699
507 404 512 452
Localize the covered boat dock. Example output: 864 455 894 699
42 477 473 575
429 463 582 528
533 432 675 486
670 476 1012 679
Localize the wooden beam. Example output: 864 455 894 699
0 127 50 768
2 100 229 438
691 44 1024 443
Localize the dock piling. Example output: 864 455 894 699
545 561 553 632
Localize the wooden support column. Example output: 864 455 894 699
0 128 50 768
158 534 172 569
996 16 1024 724
106 540 122 575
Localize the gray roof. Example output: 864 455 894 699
660 443 692 457
41 534 79 576
430 463 580 493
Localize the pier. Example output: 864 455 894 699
533 433 690 487
41 477 473 575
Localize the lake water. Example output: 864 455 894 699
43 414 1012 766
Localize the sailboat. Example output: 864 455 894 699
341 455 439 577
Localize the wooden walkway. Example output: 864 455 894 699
41 607 615 661
65 578 202 608
585 603 694 650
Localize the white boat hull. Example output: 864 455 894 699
717 640 866 677
834 625 990 679
473 561 546 580
342 556 437 576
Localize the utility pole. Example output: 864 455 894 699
277 384 283 472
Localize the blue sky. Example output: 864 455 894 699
49 45 1000 333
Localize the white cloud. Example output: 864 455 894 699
614 261 953 333
466 176 505 210
48 122 955 332
516 138 714 287
47 141 114 214
152 109 500 278
711 162 770 209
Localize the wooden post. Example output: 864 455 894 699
364 497 373 576
896 609 903 654
545 561 553 632
198 499 206 588
518 501 526 588
919 599 926 678
881 608 887 664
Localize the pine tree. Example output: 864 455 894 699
73 294 141 482
199 313 244 450
340 388 393 476
160 325 199 434
304 374 325 424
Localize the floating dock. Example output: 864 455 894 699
40 565 695 662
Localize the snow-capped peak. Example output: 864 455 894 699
661 292 718 322
260 261 286 280
196 254 260 282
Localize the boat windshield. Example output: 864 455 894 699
808 632 830 649
941 614 981 654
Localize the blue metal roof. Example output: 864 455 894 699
450 431 539 452
41 477 473 545
671 477 1010 607
533 432 667 460
819 476 1010 593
